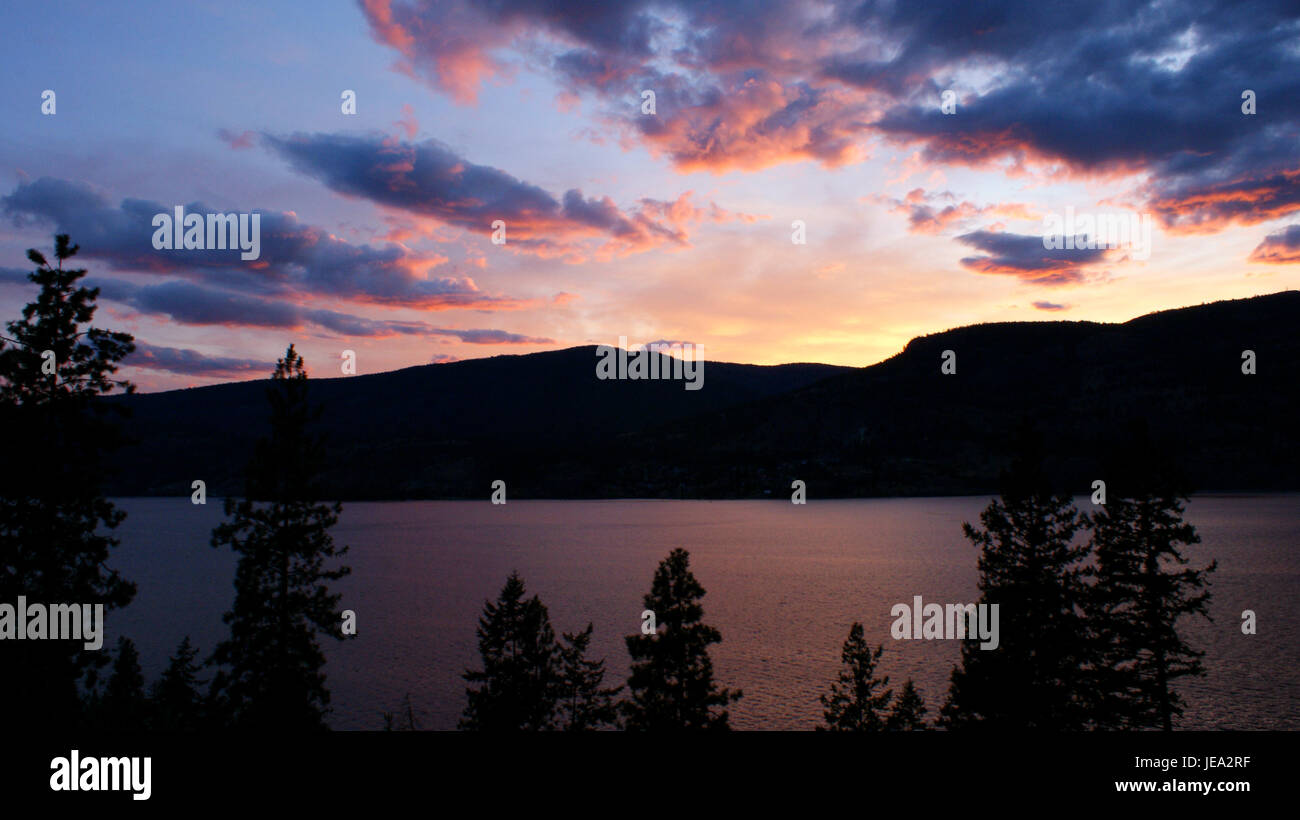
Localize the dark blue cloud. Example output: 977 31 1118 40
956 230 1110 285
4 255 549 345
126 343 272 377
1249 223 1300 263
869 0 1300 229
88 278 552 343
262 132 692 254
96 279 299 328
361 0 1300 226
2 176 519 310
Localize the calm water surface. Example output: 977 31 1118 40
105 496 1300 730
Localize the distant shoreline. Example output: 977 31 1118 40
107 490 1300 503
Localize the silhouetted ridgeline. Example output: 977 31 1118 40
103 350 848 497
102 291 1300 498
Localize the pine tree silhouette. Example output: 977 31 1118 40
1086 427 1215 730
381 692 425 731
98 637 148 730
0 234 136 731
556 623 621 730
623 548 741 730
819 622 893 731
209 345 351 730
941 425 1091 729
460 572 560 730
887 679 929 730
151 636 206 731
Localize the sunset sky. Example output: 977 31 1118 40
1 0 1297 391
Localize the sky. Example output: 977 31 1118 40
1 0 1297 392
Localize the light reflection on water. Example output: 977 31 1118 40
106 495 1300 730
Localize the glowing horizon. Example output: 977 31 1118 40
2 0 1297 391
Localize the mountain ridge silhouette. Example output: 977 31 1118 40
103 290 1300 498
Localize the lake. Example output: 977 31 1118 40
103 495 1300 730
